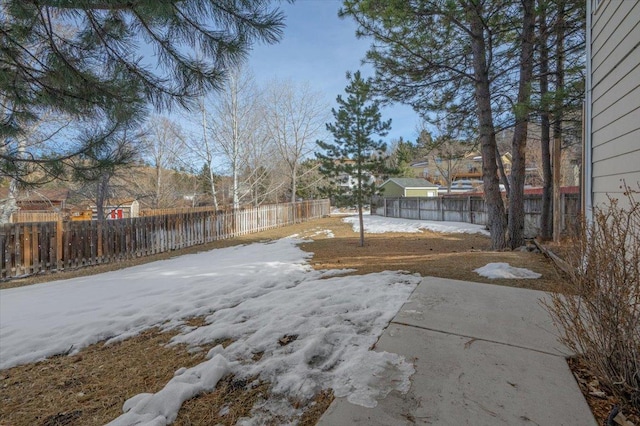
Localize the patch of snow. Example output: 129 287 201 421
290 228 335 239
309 229 335 238
0 237 420 425
107 354 232 426
344 214 489 236
0 239 312 370
165 271 419 423
474 262 542 279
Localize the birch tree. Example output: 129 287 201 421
209 66 263 208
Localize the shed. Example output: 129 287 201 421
380 178 439 197
90 199 140 220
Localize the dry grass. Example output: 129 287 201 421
0 215 569 425
301 218 565 292
0 327 221 426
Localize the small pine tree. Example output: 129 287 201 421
389 137 416 177
317 71 392 247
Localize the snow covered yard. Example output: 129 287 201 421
343 214 490 236
0 235 420 425
0 215 553 425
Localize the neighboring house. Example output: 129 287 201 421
90 199 140 220
408 161 428 179
411 152 512 187
441 179 485 194
380 178 439 197
336 172 375 192
585 0 640 214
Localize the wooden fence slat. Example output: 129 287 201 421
375 194 580 238
0 200 330 280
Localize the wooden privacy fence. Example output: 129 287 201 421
0 199 330 280
10 211 64 223
373 193 580 237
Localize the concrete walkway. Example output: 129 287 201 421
318 277 597 426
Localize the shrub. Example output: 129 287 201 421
544 185 639 412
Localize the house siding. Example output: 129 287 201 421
380 182 404 197
405 188 437 197
589 0 640 207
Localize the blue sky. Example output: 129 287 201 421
247 0 422 143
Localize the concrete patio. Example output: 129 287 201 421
318 277 597 425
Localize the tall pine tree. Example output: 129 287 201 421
317 71 391 247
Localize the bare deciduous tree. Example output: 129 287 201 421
141 116 186 208
265 80 329 202
209 66 265 208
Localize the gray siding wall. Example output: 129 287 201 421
590 0 640 207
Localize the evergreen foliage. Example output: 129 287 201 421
341 0 585 248
387 137 415 178
317 71 392 246
1 0 285 182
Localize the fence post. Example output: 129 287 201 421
97 222 103 260
56 219 63 269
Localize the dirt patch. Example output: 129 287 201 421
0 215 571 425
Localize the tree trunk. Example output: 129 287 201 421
539 0 553 240
0 135 25 224
468 4 506 250
358 203 365 247
446 158 452 194
208 168 218 210
96 173 109 224
231 74 240 209
552 0 565 242
0 178 19 225
508 0 536 249
201 94 218 210
290 163 298 203
154 165 161 208
496 146 511 195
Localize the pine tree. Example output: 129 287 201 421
1 0 284 182
317 71 392 247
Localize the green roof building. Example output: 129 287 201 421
380 178 439 197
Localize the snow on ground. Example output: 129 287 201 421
309 229 335 238
344 214 490 236
474 262 542 279
288 228 335 239
0 237 420 425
